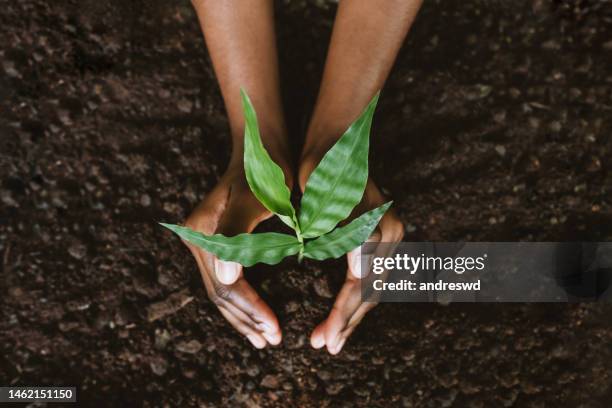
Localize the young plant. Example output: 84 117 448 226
160 90 392 267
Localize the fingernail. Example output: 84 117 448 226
327 336 340 353
247 334 266 349
311 334 325 349
351 254 362 278
262 331 281 346
335 338 346 354
215 259 240 284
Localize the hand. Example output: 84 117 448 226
299 155 405 354
183 166 284 348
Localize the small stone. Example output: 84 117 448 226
57 109 73 126
313 277 333 298
549 121 562 133
260 374 280 389
175 339 202 354
140 194 151 207
509 88 521 99
316 370 331 381
528 117 540 129
574 184 587 193
177 98 193 113
155 329 172 350
246 365 260 377
326 383 344 396
3 61 20 78
1 190 19 207
285 301 299 313
493 110 506 124
495 145 506 157
183 368 197 379
68 242 87 260
150 356 168 376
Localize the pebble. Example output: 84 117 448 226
549 121 562 133
175 339 202 354
260 374 280 389
150 356 168 376
3 60 20 78
68 242 87 260
313 277 333 298
140 194 151 207
326 383 344 396
246 364 260 377
177 98 193 113
1 190 19 207
494 145 506 157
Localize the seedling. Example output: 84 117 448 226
160 90 391 267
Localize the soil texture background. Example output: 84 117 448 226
1 0 612 406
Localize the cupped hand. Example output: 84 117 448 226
183 167 283 348
299 157 404 354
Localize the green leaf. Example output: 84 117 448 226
241 89 297 230
302 201 392 261
160 223 302 267
299 93 379 238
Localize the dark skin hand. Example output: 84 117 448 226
187 0 422 352
188 0 290 348
299 0 422 354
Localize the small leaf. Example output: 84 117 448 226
160 223 301 267
299 93 379 238
302 201 392 261
242 89 297 230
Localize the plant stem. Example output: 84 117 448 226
294 215 304 263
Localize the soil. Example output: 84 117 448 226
1 0 612 406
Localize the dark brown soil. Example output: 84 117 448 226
1 0 612 406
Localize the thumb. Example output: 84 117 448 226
213 185 271 284
214 258 242 285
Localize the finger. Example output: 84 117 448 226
189 245 272 343
214 258 242 285
328 292 379 354
217 304 267 349
227 278 282 345
322 280 362 354
198 249 280 343
310 321 326 349
213 184 270 285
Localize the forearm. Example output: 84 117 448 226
192 0 289 167
305 0 423 152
